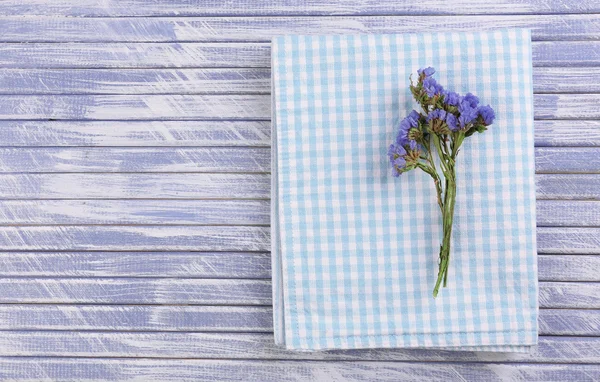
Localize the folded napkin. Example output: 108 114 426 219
271 29 538 351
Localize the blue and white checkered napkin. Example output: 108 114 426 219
271 29 538 351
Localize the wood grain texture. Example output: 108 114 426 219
0 305 596 336
0 120 596 147
537 201 600 226
0 226 270 251
0 147 593 173
0 42 596 68
0 332 599 363
1 68 598 95
0 360 598 382
0 225 594 252
0 94 596 120
0 173 593 200
0 278 272 305
0 68 272 95
0 174 271 199
2 0 599 16
0 252 272 278
0 200 271 225
1 15 599 42
0 251 595 280
0 200 595 226
0 148 271 173
0 120 272 147
538 256 600 281
0 279 594 308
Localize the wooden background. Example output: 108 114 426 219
0 1 599 380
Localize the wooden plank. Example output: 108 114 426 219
538 255 600 282
0 279 594 307
537 201 600 226
535 121 600 147
0 147 593 173
0 94 596 120
536 175 600 200
0 174 271 199
0 332 598 362
0 68 272 95
0 360 598 382
0 200 595 227
0 120 595 147
0 200 270 225
538 228 600 254
0 42 596 68
0 173 593 200
535 148 600 173
0 95 271 120
0 120 273 147
0 226 270 251
0 225 594 252
0 305 596 336
0 278 272 305
0 251 595 280
0 252 272 278
2 0 598 16
1 68 597 94
1 15 599 43
0 148 271 173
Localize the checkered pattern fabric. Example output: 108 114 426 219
271 29 538 351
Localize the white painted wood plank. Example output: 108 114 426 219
0 120 273 147
0 332 597 362
1 15 599 42
536 175 600 200
0 226 593 252
538 255 600 282
0 67 597 95
0 200 270 225
0 278 272 305
0 251 593 280
0 279 594 307
0 147 592 173
0 200 594 226
0 95 271 120
2 0 598 16
0 94 595 120
0 174 593 200
537 201 600 226
0 173 271 199
0 148 271 173
0 305 596 336
0 120 595 147
0 69 272 95
535 148 600 173
0 252 272 278
0 359 598 382
0 226 270 251
0 42 596 68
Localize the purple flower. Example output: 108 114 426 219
477 105 495 125
423 77 444 97
418 67 435 77
396 110 421 150
445 113 459 131
443 91 460 106
388 143 407 177
461 93 479 108
458 100 478 128
427 108 447 122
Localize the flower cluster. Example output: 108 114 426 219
388 67 496 297
389 67 495 176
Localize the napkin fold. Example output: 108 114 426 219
271 29 538 351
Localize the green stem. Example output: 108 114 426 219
432 167 456 297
